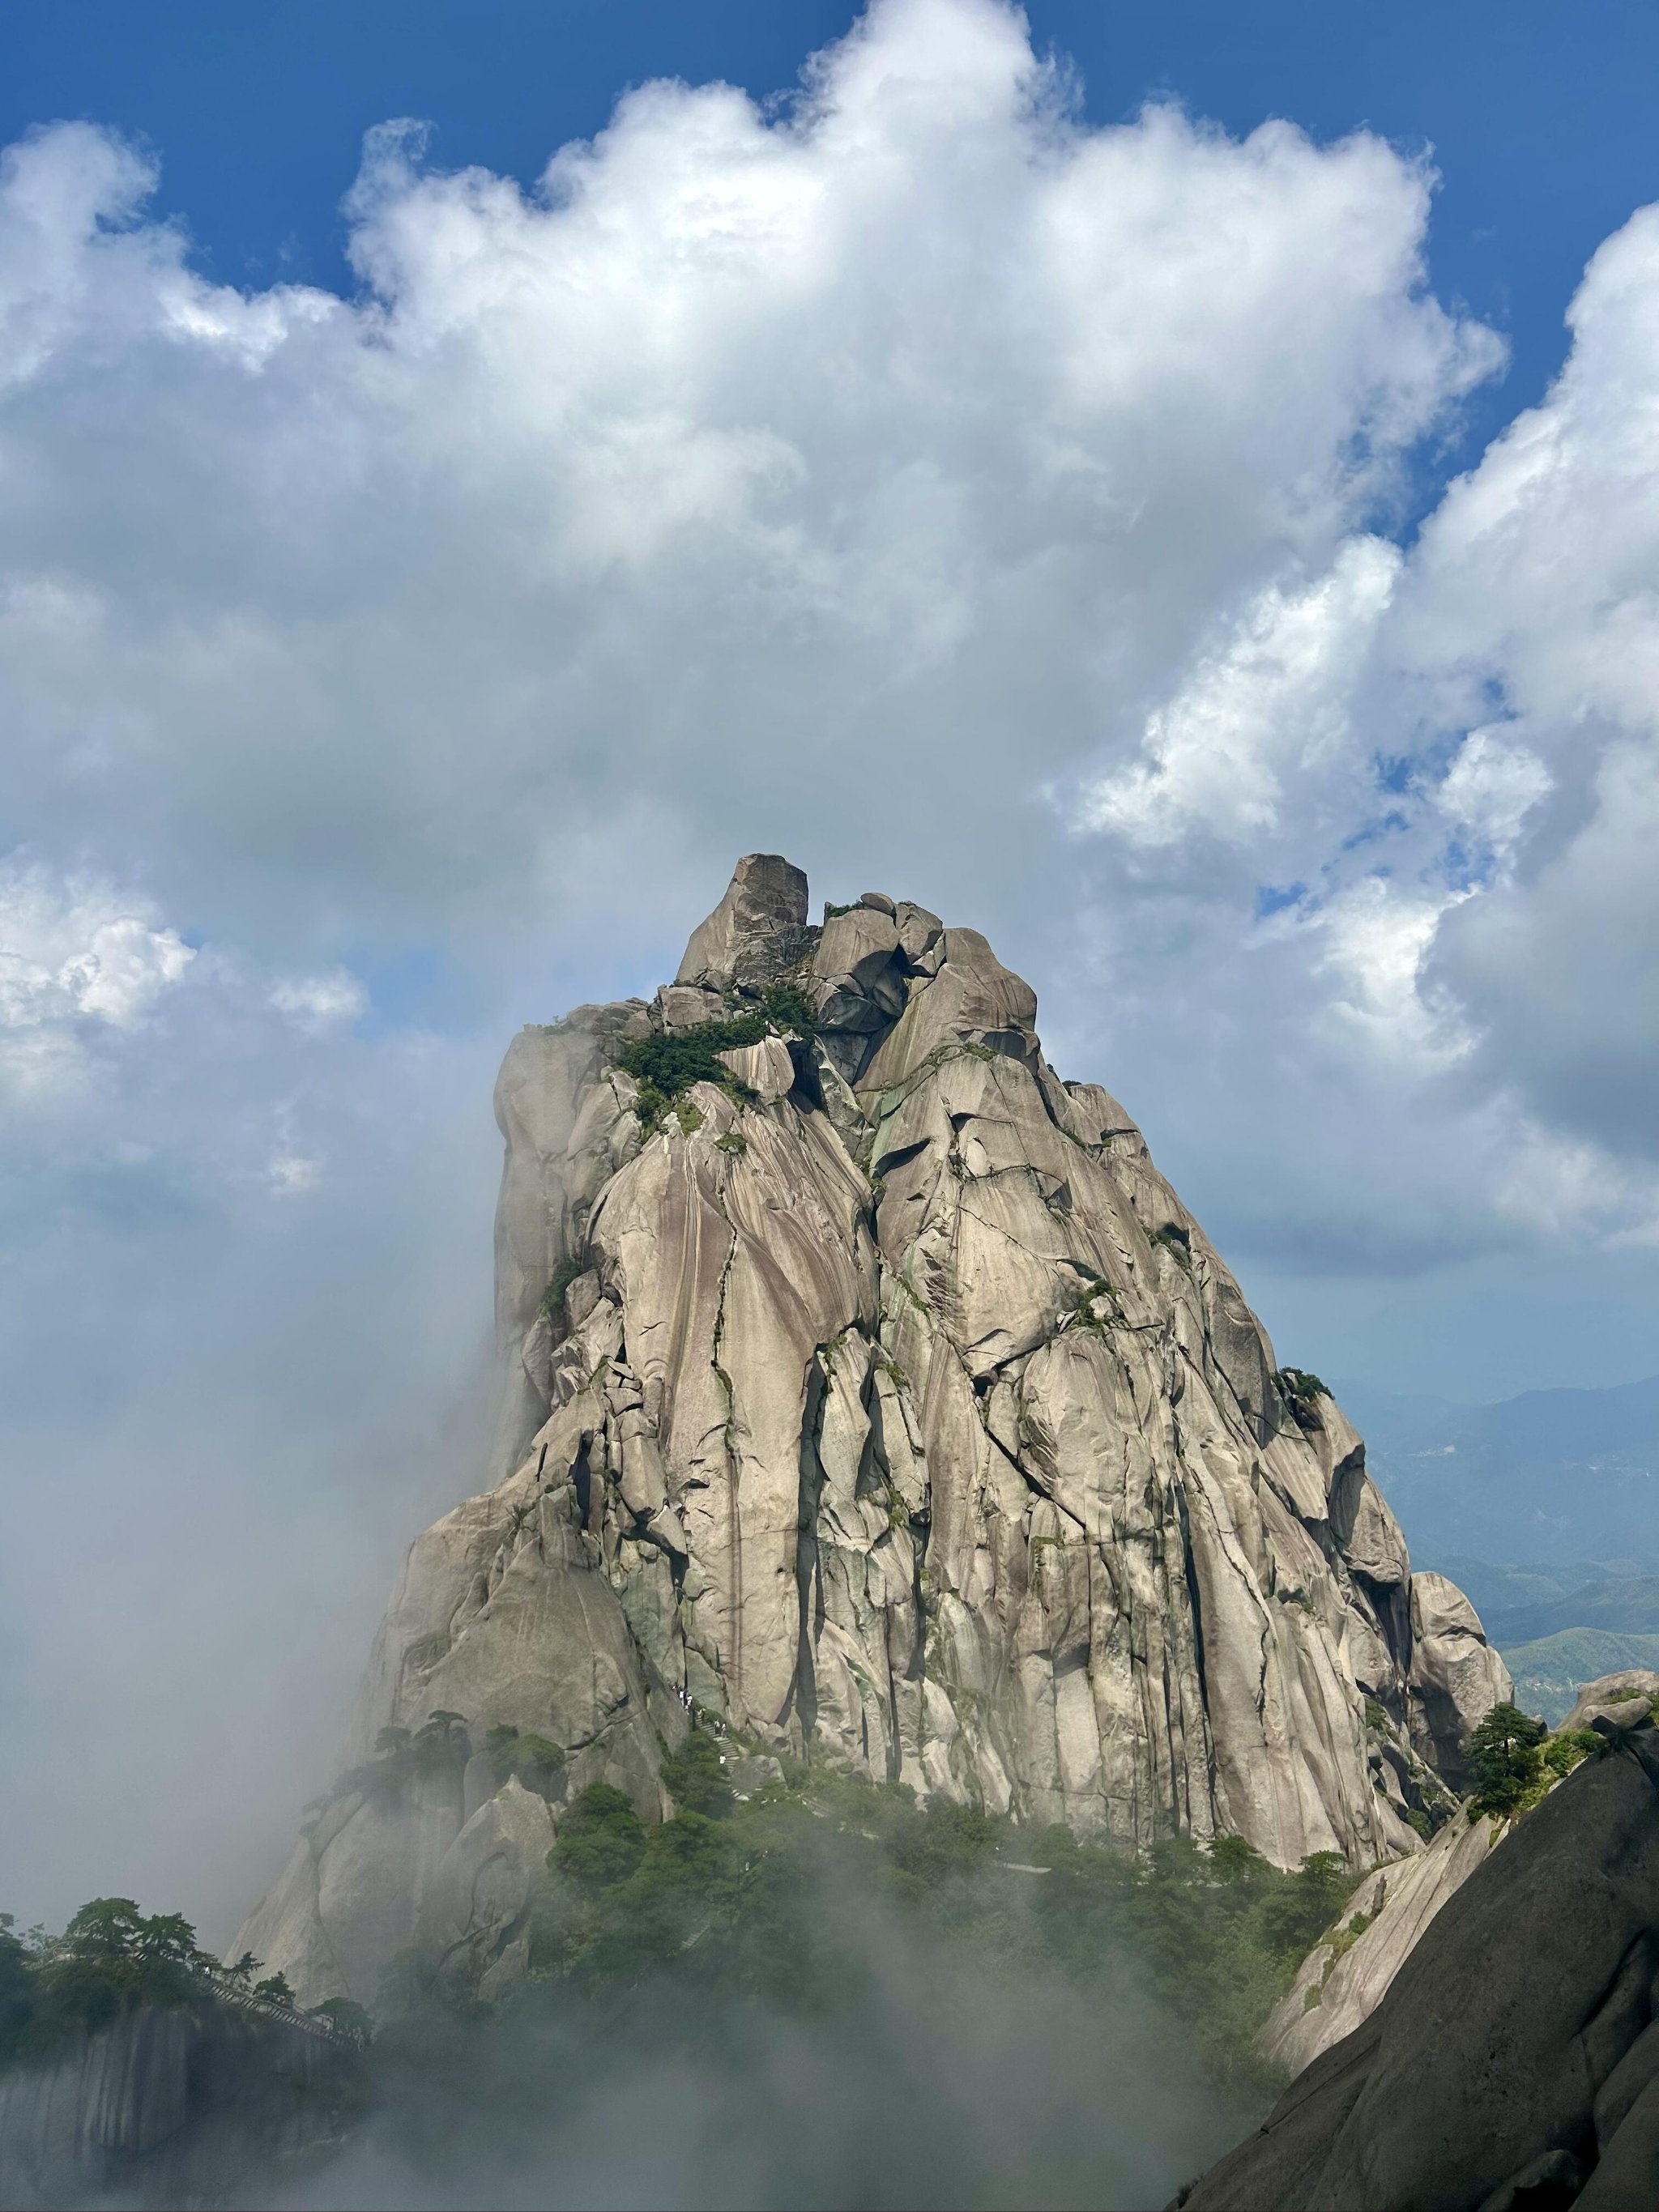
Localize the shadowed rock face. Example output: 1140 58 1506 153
1261 1801 1503 2081
0 2002 363 2209
1260 1669 1659 2085
236 859 1508 2005
1179 1721 1659 2212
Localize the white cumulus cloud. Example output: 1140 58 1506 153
1077 536 1401 846
0 0 1650 1271
0 856 194 1089
269 969 368 1032
0 0 1498 965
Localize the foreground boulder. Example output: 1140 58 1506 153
237 857 1507 2006
1179 1720 1659 2210
1260 1804 1503 2081
1262 1671 1659 2081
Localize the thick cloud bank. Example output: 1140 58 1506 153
3 0 1659 1932
0 2 1488 939
1 0 1651 1262
1080 183 1659 1254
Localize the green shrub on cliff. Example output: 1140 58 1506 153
613 987 813 1125
1466 1703 1547 1818
0 1917 33 2064
615 1016 770 1103
549 1784 646 1890
485 1724 566 1797
0 1896 221 2057
1542 1728 1601 1779
0 1895 379 2073
659 1730 734 1818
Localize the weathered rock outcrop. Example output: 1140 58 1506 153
1406 1570 1516 1790
237 858 1505 2006
1263 1669 1648 2080
1566 1673 1659 1733
1262 1806 1503 2079
0 2001 362 2209
1179 1719 1659 2212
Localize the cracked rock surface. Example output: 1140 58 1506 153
236 858 1507 2006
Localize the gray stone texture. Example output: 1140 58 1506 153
0 2002 361 2208
235 858 1504 2007
1180 1720 1659 2211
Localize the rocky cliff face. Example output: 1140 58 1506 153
1181 1718 1659 2211
237 856 1509 2005
1261 1800 1503 2081
0 2002 362 2209
1260 1669 1659 2084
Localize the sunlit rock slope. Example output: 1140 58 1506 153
237 856 1509 2005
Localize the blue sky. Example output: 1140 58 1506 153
2 0 1658 1931
6 0 1656 471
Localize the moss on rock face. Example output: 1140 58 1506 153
614 987 815 1131
539 1257 586 1323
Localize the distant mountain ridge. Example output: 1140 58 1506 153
1502 1630 1659 1725
1481 1575 1659 1647
1334 1377 1659 1723
1337 1375 1659 1568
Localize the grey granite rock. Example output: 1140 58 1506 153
413 1777 557 2000
1179 1722 1659 2211
1408 1570 1516 1788
0 2001 362 2208
676 852 811 990
237 857 1503 2006
1261 1806 1502 2078
1565 1673 1659 1732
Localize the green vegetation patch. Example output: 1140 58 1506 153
549 1784 646 1891
485 1724 566 1798
539 1256 586 1325
520 1767 1366 2101
659 1730 736 1818
1542 1729 1601 1779
314 1711 475 1813
616 987 816 1132
1466 1702 1549 1818
1067 1276 1120 1335
0 1897 374 2068
1147 1223 1192 1268
1276 1368 1330 1413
